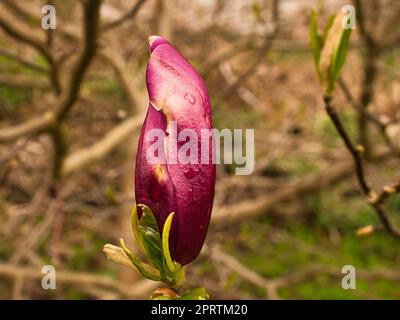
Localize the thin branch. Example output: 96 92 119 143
324 96 370 193
204 245 400 299
62 114 143 176
0 74 49 89
220 0 279 102
0 112 54 143
100 49 144 109
213 158 361 224
0 3 60 92
55 0 102 122
0 48 48 73
102 0 147 31
204 245 280 299
0 263 157 299
339 77 400 157
323 96 400 238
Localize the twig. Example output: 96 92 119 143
212 156 379 225
62 114 144 176
0 137 28 165
102 0 147 31
0 3 60 92
339 77 400 157
221 0 279 101
0 48 48 73
353 0 379 156
54 0 101 122
323 96 400 238
0 74 49 89
204 245 280 299
0 112 54 143
9 191 63 264
324 96 370 193
0 263 158 299
204 245 400 299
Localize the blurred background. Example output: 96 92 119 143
0 0 400 299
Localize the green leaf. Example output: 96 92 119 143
119 238 161 281
181 287 210 300
330 27 352 84
322 14 336 43
317 10 352 96
310 10 322 71
137 204 166 279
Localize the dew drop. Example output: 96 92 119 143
184 92 196 105
184 168 199 179
188 188 195 203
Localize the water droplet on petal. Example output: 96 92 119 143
188 188 195 203
184 92 196 105
184 168 199 179
149 177 163 202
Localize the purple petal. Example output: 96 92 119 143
135 35 215 265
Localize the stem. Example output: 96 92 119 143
323 95 400 239
323 95 370 194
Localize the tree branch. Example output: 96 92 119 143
55 0 102 122
62 114 143 176
323 96 400 238
0 263 157 299
0 112 54 143
102 0 147 31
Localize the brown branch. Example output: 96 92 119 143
323 96 400 238
204 245 280 299
100 50 145 109
204 245 400 299
0 48 48 73
62 114 143 176
0 74 49 89
0 3 60 93
102 0 147 31
0 112 54 143
48 0 102 181
0 263 157 299
339 77 400 157
324 96 370 193
353 0 379 157
212 158 358 225
54 0 102 122
220 0 279 102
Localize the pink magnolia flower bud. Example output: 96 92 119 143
135 36 215 265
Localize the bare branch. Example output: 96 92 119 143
0 48 48 73
0 3 60 92
102 0 147 31
0 74 48 89
204 245 280 299
323 96 400 238
213 159 357 225
0 112 54 143
55 0 102 122
0 263 157 299
62 114 143 176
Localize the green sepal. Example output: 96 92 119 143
162 212 176 272
130 205 145 252
119 238 161 281
135 204 166 279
